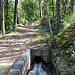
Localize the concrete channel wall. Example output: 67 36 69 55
7 49 31 75
31 49 50 63
7 49 50 75
7 49 59 75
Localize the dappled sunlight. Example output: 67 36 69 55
0 25 43 75
0 62 13 66
0 59 17 75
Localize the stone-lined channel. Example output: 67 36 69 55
7 49 60 75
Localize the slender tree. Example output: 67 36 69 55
70 0 74 14
56 0 62 30
0 0 1 30
0 0 1 11
61 0 68 15
22 10 24 18
46 0 58 74
1 0 5 35
62 0 65 14
39 0 42 19
52 0 54 16
14 0 18 28
5 0 9 29
62 0 68 14
65 0 68 14
45 0 53 42
5 0 9 20
17 6 20 24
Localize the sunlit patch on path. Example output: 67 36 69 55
0 25 43 75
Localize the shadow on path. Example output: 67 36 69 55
0 25 41 75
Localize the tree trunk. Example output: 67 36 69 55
74 1 75 13
52 0 54 16
0 0 1 30
25 17 26 23
5 0 9 30
62 0 65 14
56 0 62 30
17 6 20 24
62 0 68 15
0 0 1 11
1 0 5 35
65 0 68 14
39 0 42 19
22 10 24 18
70 0 74 14
5 0 9 20
45 0 53 42
14 0 18 28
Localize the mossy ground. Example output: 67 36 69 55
38 20 75 75
54 23 75 75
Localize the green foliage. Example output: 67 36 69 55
65 65 75 74
0 33 2 38
64 13 75 25
21 0 39 22
39 28 50 39
61 0 70 15
54 36 60 45
4 0 14 32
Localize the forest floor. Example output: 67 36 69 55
0 24 46 75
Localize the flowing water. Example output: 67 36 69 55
28 63 48 75
27 50 60 75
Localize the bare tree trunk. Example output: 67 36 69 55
65 0 68 14
45 0 53 42
62 0 68 15
39 0 42 19
25 17 26 23
62 0 65 14
0 0 1 11
5 0 9 30
62 0 68 14
0 0 1 30
56 0 62 30
17 6 20 24
70 0 74 14
22 10 24 18
52 0 54 16
14 0 18 28
1 0 5 35
5 0 9 20
74 1 75 13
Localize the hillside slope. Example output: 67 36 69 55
54 23 75 75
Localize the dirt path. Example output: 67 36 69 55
0 25 43 75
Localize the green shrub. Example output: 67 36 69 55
64 13 75 25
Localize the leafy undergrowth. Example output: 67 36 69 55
36 20 75 74
32 19 75 75
54 23 75 75
30 20 50 44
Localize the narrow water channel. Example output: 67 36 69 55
28 51 60 75
28 63 48 75
7 49 60 75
